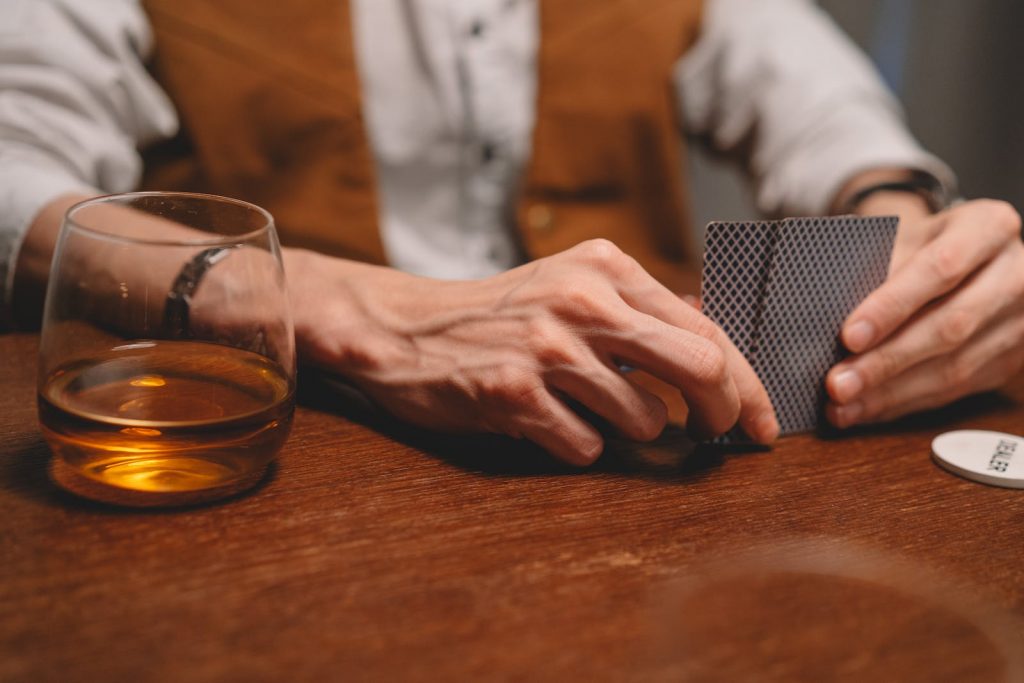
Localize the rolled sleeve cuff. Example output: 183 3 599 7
756 104 958 218
0 157 95 326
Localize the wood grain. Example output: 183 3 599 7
2 331 1023 682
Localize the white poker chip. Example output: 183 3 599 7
932 430 1024 489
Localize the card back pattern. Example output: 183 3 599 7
701 221 778 360
702 215 898 440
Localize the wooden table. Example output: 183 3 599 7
2 331 1023 682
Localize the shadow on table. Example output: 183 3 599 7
298 373 772 482
300 372 1020 480
814 390 1017 441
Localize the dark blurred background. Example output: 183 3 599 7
690 0 1024 234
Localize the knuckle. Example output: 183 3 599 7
926 242 967 287
553 283 624 329
526 317 575 367
686 312 721 341
481 365 544 410
871 348 897 379
634 420 663 443
944 354 976 389
938 308 977 348
578 238 626 271
861 383 895 421
865 287 907 329
704 400 741 438
633 400 668 442
557 282 603 319
981 199 1022 236
689 340 728 387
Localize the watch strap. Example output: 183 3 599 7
164 246 233 338
841 171 949 214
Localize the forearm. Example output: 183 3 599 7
280 247 453 374
10 193 93 328
0 0 179 326
13 193 274 338
15 194 394 368
677 0 955 218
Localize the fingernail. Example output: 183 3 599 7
755 412 780 443
835 401 863 427
832 369 863 402
845 320 876 352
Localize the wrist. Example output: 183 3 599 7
853 190 933 224
281 247 340 360
281 248 414 376
832 168 947 219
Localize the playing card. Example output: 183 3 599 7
702 215 898 440
701 220 779 361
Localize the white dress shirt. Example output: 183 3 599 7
0 0 954 318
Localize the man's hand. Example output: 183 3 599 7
287 239 779 465
826 199 1024 427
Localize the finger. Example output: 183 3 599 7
829 240 1024 404
546 359 669 442
596 315 735 440
888 213 944 274
827 314 1024 428
564 240 776 442
710 331 778 443
842 206 1019 354
680 294 702 312
617 282 778 443
504 385 606 467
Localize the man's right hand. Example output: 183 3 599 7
286 239 778 465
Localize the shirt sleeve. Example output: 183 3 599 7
0 0 178 320
675 0 957 217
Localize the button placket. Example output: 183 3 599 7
456 0 531 273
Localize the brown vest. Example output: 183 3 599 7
141 0 703 290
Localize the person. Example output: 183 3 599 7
1 0 1022 465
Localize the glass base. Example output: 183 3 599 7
50 456 271 507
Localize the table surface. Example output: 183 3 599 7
2 331 1024 682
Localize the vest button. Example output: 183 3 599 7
527 204 554 233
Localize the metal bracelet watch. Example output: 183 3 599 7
163 246 234 338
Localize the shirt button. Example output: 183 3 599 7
527 204 555 233
469 20 485 38
481 142 496 163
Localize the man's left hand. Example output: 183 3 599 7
826 199 1024 427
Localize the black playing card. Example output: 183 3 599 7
702 215 898 440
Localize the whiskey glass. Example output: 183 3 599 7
37 192 296 506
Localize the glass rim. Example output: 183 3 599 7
63 191 276 247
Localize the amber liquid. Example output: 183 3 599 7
39 340 294 498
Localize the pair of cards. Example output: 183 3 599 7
701 215 898 440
